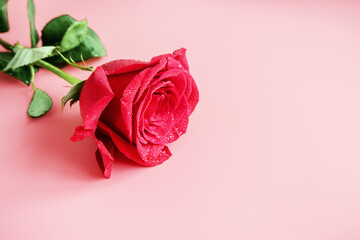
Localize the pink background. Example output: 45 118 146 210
1 0 360 239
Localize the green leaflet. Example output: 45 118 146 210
61 80 85 110
41 15 75 46
0 0 9 32
27 88 53 118
0 52 39 85
27 0 39 48
42 15 106 66
3 46 56 71
61 20 88 52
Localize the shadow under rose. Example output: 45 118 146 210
25 106 142 181
25 109 100 180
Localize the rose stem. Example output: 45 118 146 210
0 38 82 85
34 60 82 85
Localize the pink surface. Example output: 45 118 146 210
1 0 360 239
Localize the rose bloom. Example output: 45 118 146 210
71 48 199 178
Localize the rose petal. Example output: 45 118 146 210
149 53 173 66
94 131 115 178
97 109 173 171
173 96 189 122
137 70 188 144
100 72 141 141
140 94 174 145
136 83 164 133
101 59 149 75
134 58 167 103
134 88 151 145
143 115 174 145
166 117 189 144
173 48 189 71
157 69 187 100
121 59 167 142
121 68 150 143
100 117 172 166
79 67 114 131
97 121 143 163
136 77 186 144
186 74 199 114
164 98 190 143
167 57 186 71
145 94 162 121
71 126 94 142
136 138 172 166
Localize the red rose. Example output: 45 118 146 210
71 48 199 178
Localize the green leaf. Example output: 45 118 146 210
27 0 39 48
61 80 85 110
42 15 106 66
41 15 75 46
47 28 106 66
0 52 38 85
60 19 88 52
0 0 9 32
3 46 56 71
27 88 53 118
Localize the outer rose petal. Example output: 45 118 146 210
148 48 188 70
101 59 149 75
97 121 171 167
186 75 199 114
71 126 93 142
173 48 189 71
97 121 142 162
94 131 115 178
79 67 114 131
136 138 172 166
99 71 141 142
149 53 173 65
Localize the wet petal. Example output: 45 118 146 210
100 72 140 142
136 138 172 166
94 131 115 178
164 98 190 143
79 67 114 132
186 74 199 114
157 69 187 100
173 48 189 71
97 121 142 163
101 59 149 75
121 59 167 142
71 126 94 142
